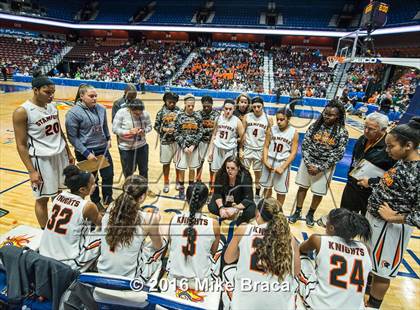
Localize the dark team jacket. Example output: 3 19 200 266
200 109 220 142
368 160 420 229
347 134 396 193
174 111 203 149
154 105 180 144
301 123 349 171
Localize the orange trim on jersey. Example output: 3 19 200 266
86 240 101 250
297 273 309 285
392 237 402 269
375 237 385 263
213 251 222 263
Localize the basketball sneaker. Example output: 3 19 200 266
288 209 301 224
163 183 170 193
306 213 315 227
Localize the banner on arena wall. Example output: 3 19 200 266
212 41 249 49
0 28 39 37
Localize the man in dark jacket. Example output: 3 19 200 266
111 83 137 121
340 112 395 215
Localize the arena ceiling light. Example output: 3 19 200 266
0 13 419 37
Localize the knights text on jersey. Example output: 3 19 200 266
39 191 100 267
167 212 215 280
309 235 372 309
22 100 65 156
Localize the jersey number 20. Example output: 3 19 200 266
329 254 365 292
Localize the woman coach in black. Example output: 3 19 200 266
208 156 256 225
340 112 395 215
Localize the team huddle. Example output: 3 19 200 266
11 74 420 309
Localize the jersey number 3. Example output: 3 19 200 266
46 204 73 234
182 228 197 256
329 254 365 292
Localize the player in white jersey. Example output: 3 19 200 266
260 109 299 207
240 97 270 198
40 165 102 269
208 99 244 174
97 175 163 279
225 198 300 310
13 73 74 228
298 208 372 310
167 182 221 286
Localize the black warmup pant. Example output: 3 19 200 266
118 144 149 179
340 179 371 215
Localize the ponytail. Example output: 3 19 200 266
255 198 293 282
328 209 372 243
106 175 148 251
74 83 94 104
184 182 209 259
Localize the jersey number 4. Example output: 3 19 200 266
329 254 365 292
46 204 73 234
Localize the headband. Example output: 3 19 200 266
32 75 53 89
259 200 274 222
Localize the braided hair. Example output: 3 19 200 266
184 182 209 259
106 175 148 251
310 99 346 139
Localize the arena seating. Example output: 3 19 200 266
3 0 419 29
74 40 194 84
271 46 333 97
0 36 65 74
173 47 265 92
64 38 124 61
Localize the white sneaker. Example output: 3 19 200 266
163 184 169 193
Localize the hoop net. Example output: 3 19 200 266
327 56 346 68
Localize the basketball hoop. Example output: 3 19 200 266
327 56 346 68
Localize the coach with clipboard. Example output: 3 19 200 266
340 113 395 215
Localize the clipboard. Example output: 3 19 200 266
349 159 385 180
77 155 110 172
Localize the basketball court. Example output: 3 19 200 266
0 81 418 309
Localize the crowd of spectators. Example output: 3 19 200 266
74 40 194 84
271 46 334 98
0 36 65 77
341 65 418 117
172 47 265 92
